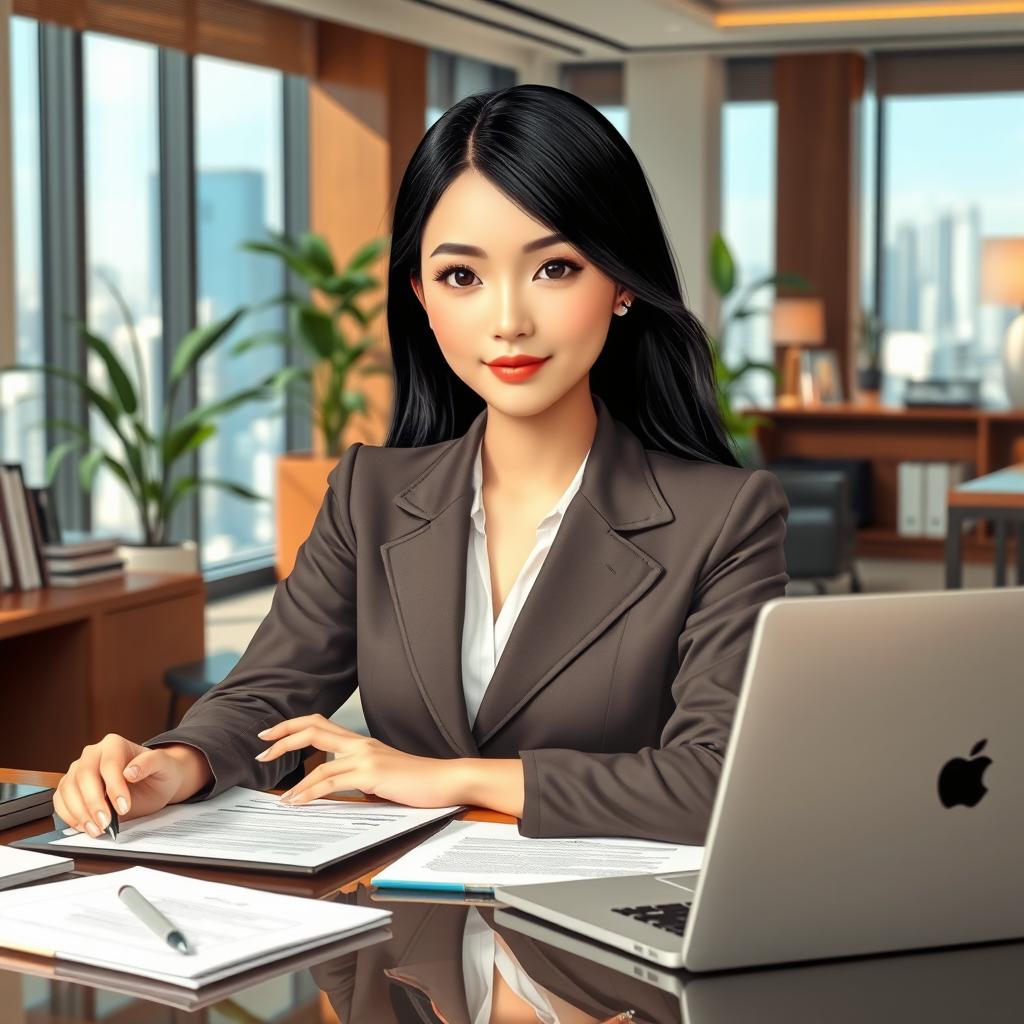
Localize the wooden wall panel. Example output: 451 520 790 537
775 52 865 400
310 22 426 453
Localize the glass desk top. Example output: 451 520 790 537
3 882 1023 1023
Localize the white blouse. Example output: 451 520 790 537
461 436 591 728
462 904 559 1024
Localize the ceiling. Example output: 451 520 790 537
271 0 1024 61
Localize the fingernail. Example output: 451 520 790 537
257 728 271 738
125 766 139 781
86 822 101 837
279 790 293 802
254 750 270 761
116 797 128 814
96 810 109 829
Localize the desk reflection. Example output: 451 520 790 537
3 884 1024 1022
309 886 1024 1024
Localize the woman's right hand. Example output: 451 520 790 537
53 736 213 837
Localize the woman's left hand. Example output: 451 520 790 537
254 714 463 807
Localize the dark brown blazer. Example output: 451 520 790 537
145 393 789 844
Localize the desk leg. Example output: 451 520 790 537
945 510 963 589
1018 520 1024 587
995 519 1008 587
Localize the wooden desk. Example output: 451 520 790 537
0 574 205 772
750 402 1024 562
946 463 1024 588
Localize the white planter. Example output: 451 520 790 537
116 540 199 574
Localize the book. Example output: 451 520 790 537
48 567 126 588
42 539 119 558
45 554 124 572
0 464 44 591
0 865 391 989
897 461 925 536
0 846 73 891
27 486 61 546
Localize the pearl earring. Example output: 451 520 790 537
616 299 631 316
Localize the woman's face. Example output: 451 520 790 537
410 168 632 419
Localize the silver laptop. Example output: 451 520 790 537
495 587 1024 972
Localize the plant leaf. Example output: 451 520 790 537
78 448 107 491
299 232 336 278
45 439 86 486
294 303 337 361
228 329 292 357
169 307 247 385
709 233 735 297
76 323 138 415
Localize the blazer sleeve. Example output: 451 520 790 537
141 441 364 800
516 467 790 844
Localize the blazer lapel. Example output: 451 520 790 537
382 405 488 758
470 396 673 747
382 394 674 758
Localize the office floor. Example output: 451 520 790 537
206 556 1014 734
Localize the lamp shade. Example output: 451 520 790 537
982 238 1024 305
772 296 825 347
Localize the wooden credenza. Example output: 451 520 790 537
750 402 1024 562
0 572 205 772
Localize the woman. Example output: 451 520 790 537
53 84 789 846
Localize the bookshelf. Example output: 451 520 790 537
749 402 1024 561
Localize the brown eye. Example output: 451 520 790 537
537 259 583 282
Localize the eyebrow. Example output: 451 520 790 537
428 232 569 259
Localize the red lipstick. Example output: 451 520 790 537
485 354 550 382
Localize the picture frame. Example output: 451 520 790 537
800 349 844 405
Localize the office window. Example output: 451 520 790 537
720 99 777 409
3 18 45 483
195 55 286 571
426 50 516 128
83 33 163 542
879 91 1024 407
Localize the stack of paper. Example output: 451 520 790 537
371 820 705 894
15 787 463 875
0 865 391 989
0 846 73 890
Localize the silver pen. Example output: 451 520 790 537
117 884 194 956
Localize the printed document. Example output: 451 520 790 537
50 788 462 872
0 865 390 988
371 820 704 892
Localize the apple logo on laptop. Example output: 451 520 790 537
938 739 991 808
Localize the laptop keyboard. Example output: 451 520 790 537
611 901 691 936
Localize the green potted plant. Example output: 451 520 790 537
0 274 283 573
855 307 886 399
707 232 811 467
236 230 391 578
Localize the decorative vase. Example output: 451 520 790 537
116 540 199 574
1000 312 1024 408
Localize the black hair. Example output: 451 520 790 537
383 82 739 467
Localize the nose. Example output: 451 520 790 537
491 281 533 343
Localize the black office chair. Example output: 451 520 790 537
744 441 865 594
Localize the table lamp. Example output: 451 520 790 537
981 238 1024 408
772 296 825 408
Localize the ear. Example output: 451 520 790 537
409 270 426 312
